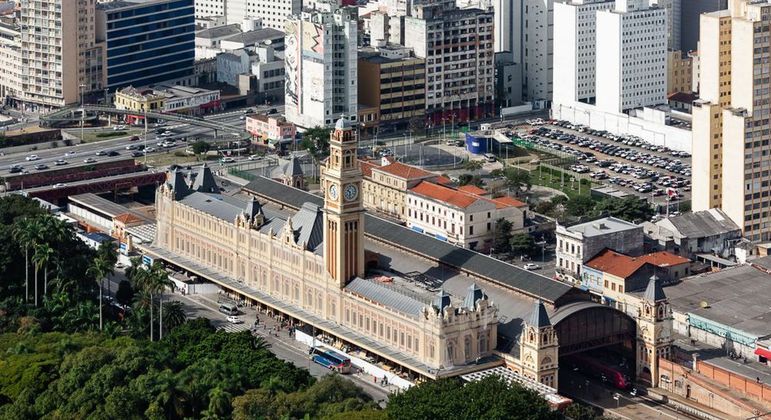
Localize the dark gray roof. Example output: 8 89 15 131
434 289 451 312
192 163 218 193
335 117 354 130
292 202 324 251
345 278 428 317
169 170 191 200
272 156 304 178
244 196 263 220
463 283 485 311
643 276 667 302
196 23 242 39
179 192 245 221
222 27 284 45
527 300 551 328
661 208 741 238
243 177 575 303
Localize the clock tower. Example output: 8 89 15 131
322 117 364 288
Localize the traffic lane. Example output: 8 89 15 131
560 370 691 420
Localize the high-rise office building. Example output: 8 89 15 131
681 0 727 52
653 0 681 51
595 0 667 113
284 1 358 128
19 0 103 110
404 5 495 124
523 0 553 103
552 0 615 105
97 0 196 92
693 0 771 240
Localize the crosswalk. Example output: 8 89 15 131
216 322 251 333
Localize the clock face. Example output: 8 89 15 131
344 184 358 201
328 184 339 200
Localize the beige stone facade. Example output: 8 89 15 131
667 50 692 95
360 157 439 218
154 119 498 377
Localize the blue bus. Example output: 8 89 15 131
310 348 352 373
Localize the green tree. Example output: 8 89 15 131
595 196 654 222
86 241 116 330
458 173 483 187
12 217 42 303
504 168 532 191
463 159 484 176
161 300 187 335
191 140 211 155
115 280 135 306
301 126 332 161
493 218 513 254
566 195 596 218
510 233 536 257
203 387 232 419
32 243 55 299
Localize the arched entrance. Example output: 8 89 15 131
551 302 637 392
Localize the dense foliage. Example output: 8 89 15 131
534 195 654 223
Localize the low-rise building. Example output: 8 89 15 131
406 180 527 251
114 84 221 118
359 157 443 218
555 217 644 284
582 249 691 313
245 114 297 146
642 208 742 260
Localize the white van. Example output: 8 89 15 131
483 153 496 163
219 303 239 316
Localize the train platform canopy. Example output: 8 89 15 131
657 256 771 340
243 177 577 305
69 193 152 223
461 366 572 408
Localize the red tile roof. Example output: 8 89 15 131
585 249 690 279
409 181 479 208
359 159 377 178
458 185 487 195
373 161 435 180
435 175 452 185
493 196 527 208
114 212 144 225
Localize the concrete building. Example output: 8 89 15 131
114 84 220 115
494 52 523 108
245 113 296 145
357 46 426 130
642 208 742 260
17 0 102 110
193 0 301 31
653 0 681 50
406 181 528 251
692 0 771 240
195 23 242 59
555 216 644 284
403 5 495 125
522 0 553 103
667 50 692 95
552 0 615 105
284 2 358 128
595 0 667 114
97 0 196 92
0 20 21 104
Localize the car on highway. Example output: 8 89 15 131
83 157 97 163
239 115 245 120
9 165 22 173
523 263 542 271
107 151 120 157
113 125 126 130
145 147 157 153
131 151 144 158
226 315 243 324
160 131 173 137
126 144 137 150
95 150 106 156
54 159 67 166
53 183 67 189
25 155 39 161
247 154 263 161
220 157 236 164
65 151 77 157
129 135 140 141
34 164 48 170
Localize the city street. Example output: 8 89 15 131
103 271 394 404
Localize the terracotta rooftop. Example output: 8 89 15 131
359 159 376 178
410 181 479 209
458 185 487 195
372 161 435 180
114 212 145 225
492 196 527 208
585 249 690 279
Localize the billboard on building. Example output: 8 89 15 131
302 22 324 58
284 21 301 107
302 60 325 118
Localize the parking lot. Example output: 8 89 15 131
517 120 692 204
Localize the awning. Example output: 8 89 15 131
755 348 771 359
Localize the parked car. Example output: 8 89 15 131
523 263 542 271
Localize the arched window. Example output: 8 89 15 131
447 343 455 362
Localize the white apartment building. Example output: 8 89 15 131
194 0 301 31
0 22 21 103
406 181 527 251
709 0 771 240
284 3 358 128
523 0 553 103
595 0 667 113
552 0 615 105
404 5 495 125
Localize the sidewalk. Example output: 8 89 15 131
649 388 735 420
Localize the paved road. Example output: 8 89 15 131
0 106 276 176
103 271 393 404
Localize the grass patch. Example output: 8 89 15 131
78 129 140 143
531 165 594 200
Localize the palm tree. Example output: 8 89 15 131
161 300 187 334
12 217 42 303
147 263 174 340
86 242 116 330
32 243 55 298
203 387 232 419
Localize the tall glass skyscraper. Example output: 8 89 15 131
97 0 195 91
